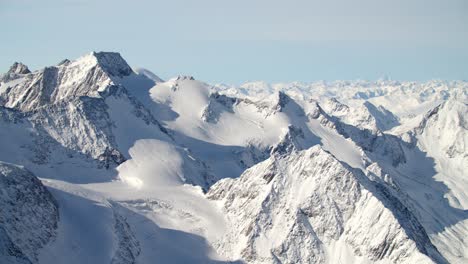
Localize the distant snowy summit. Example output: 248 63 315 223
0 52 466 264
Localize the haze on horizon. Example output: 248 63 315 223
1 0 467 84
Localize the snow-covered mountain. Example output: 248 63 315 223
0 52 466 264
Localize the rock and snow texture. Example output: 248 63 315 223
208 146 444 264
412 99 467 209
37 180 141 264
0 162 58 264
0 52 466 264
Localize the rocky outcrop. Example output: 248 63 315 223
111 211 141 264
8 62 31 75
0 162 59 264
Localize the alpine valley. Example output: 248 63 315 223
0 52 466 264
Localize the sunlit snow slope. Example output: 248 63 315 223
0 52 466 264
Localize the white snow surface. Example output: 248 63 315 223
0 52 466 264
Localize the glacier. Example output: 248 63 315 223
0 52 466 264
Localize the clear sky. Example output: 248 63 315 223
1 0 467 84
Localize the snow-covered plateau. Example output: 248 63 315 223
0 52 466 264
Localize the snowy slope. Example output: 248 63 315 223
37 179 140 264
414 100 467 209
0 52 466 264
387 100 468 263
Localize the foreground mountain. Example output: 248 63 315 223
0 52 466 264
208 146 444 264
0 162 58 264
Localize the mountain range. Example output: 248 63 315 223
0 52 466 264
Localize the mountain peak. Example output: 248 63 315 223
90 51 133 77
175 75 195 81
71 51 133 78
57 59 71 66
0 52 135 112
7 62 31 75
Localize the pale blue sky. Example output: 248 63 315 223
1 0 467 84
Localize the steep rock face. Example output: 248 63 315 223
321 97 350 116
92 52 133 77
201 92 237 123
0 52 131 112
410 98 467 211
0 227 32 264
415 100 467 160
270 125 306 155
27 95 125 167
0 102 123 171
1 62 31 83
390 99 468 263
363 101 400 131
0 106 54 165
321 98 399 133
252 91 297 118
0 162 59 264
308 100 406 166
25 83 170 167
8 62 31 75
110 211 141 264
208 146 443 264
0 52 171 169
